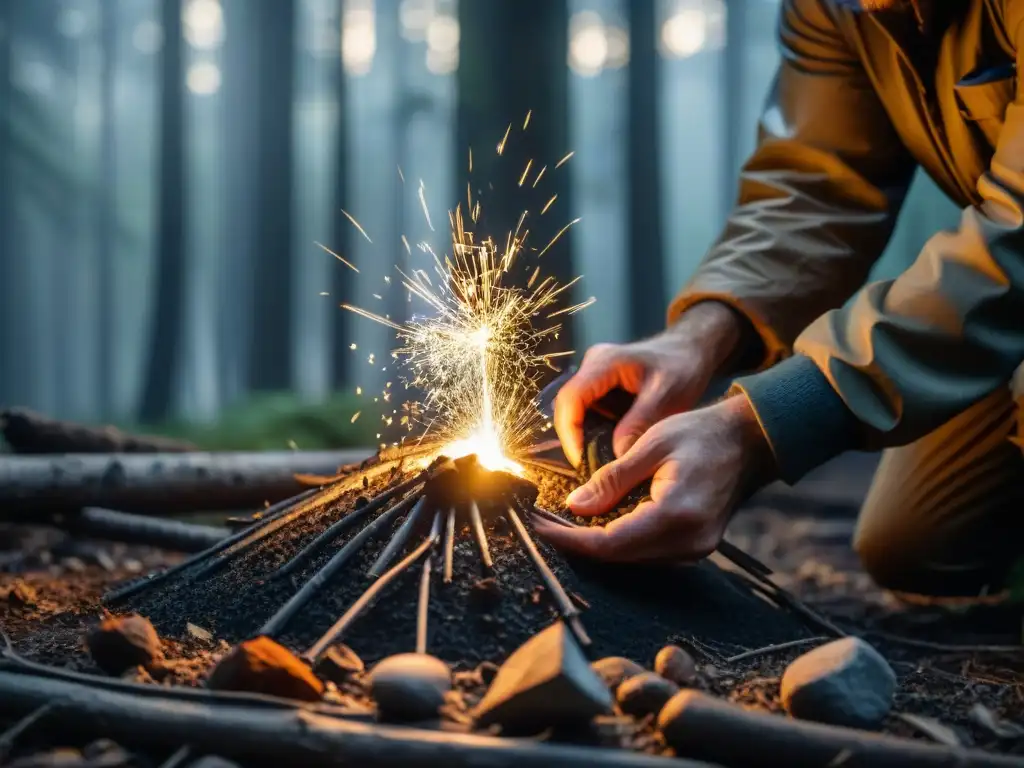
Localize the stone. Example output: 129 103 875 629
474 621 613 731
186 622 214 644
654 645 696 687
86 615 163 676
616 672 679 718
780 637 895 729
207 636 324 702
591 656 646 693
369 653 452 722
313 643 365 685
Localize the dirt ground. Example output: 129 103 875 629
1 452 1023 764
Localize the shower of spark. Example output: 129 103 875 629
335 118 591 473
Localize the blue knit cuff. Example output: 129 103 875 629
730 355 860 485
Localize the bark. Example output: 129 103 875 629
1 408 197 454
456 0 574 356
627 0 666 339
139 0 187 423
0 667 712 768
0 449 373 516
660 691 1022 768
247 0 297 392
96 0 118 418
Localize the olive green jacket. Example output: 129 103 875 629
669 0 1024 483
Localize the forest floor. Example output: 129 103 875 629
0 452 1023 765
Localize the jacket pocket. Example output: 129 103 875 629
954 64 1016 146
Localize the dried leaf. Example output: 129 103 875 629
969 704 1024 740
895 712 963 747
186 622 213 644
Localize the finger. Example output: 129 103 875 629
612 379 670 458
565 435 668 516
534 500 673 562
553 345 630 468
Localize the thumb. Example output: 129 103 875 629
566 435 666 516
612 381 671 458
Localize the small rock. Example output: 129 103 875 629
5 579 37 608
313 643 365 685
87 615 163 675
81 740 133 766
63 556 87 573
7 748 84 767
616 672 678 718
654 645 696 687
186 622 214 644
474 621 613 731
780 637 895 729
591 656 646 693
122 558 143 574
369 653 451 722
476 660 500 685
94 550 117 572
207 636 324 702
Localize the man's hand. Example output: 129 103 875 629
536 395 775 563
553 302 746 467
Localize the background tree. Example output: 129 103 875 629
139 0 187 423
247 0 297 392
627 0 665 339
96 0 118 417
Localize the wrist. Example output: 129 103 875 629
666 301 745 376
719 394 778 490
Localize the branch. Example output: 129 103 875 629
0 450 374 516
1 408 197 454
0 666 713 768
48 507 228 553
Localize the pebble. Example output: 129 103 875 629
616 672 679 718
474 621 613 731
86 615 163 676
780 637 895 729
369 653 452 722
187 758 242 768
591 656 646 693
207 636 324 702
654 645 696 687
313 643 365 685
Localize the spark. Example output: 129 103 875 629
315 241 359 273
341 124 590 472
523 110 532 130
351 412 361 424
340 209 373 244
555 151 574 169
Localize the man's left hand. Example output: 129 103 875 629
534 395 776 562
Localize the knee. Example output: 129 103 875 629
852 504 923 594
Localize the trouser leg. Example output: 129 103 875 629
853 386 1024 598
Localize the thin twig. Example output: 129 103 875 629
520 457 579 480
0 703 52 761
468 499 492 569
416 512 442 655
158 745 192 768
866 631 1024 655
367 494 430 578
725 637 827 664
443 507 456 584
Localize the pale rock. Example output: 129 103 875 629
781 637 895 729
369 653 451 722
616 672 679 718
654 645 696 687
591 656 646 693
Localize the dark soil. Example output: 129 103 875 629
2 446 1023 763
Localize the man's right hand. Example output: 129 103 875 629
554 301 749 467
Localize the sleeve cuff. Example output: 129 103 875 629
729 354 861 484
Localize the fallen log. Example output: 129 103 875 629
0 667 715 768
658 691 1021 768
0 408 198 455
0 450 374 516
48 507 228 553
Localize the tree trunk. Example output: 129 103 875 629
456 0 574 357
139 0 187 423
331 4 352 389
627 0 666 339
97 0 118 418
0 0 12 408
248 0 297 392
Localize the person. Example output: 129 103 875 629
536 0 1024 602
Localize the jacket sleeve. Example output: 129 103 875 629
668 0 916 366
733 9 1024 484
